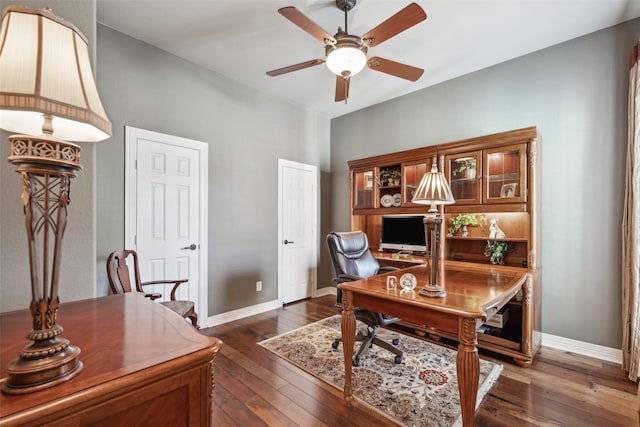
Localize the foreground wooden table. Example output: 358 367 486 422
339 262 528 427
0 293 223 426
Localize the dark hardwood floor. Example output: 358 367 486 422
201 295 638 426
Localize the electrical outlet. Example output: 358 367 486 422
256 280 262 292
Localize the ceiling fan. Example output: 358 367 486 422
266 0 427 103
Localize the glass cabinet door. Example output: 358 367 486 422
378 164 402 208
402 161 428 206
353 169 375 209
445 151 482 205
484 143 527 204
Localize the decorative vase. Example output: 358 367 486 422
461 224 469 237
464 168 476 179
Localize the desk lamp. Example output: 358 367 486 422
411 156 455 297
0 6 111 394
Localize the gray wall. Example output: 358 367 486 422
331 19 640 349
0 0 98 312
95 25 332 316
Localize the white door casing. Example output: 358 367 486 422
125 127 208 324
278 159 318 305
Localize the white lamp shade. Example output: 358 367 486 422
326 47 367 77
0 6 112 142
412 161 455 205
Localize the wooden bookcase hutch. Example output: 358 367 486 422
347 127 541 367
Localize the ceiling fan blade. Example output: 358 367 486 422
278 7 336 44
362 3 426 47
335 76 350 103
266 59 325 77
368 57 424 81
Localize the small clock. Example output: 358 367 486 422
399 273 417 291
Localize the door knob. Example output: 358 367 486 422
181 243 198 250
283 240 294 245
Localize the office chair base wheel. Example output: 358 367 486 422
352 357 361 367
331 340 340 349
394 355 403 364
392 338 399 345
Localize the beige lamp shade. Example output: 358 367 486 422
412 158 455 206
0 6 112 142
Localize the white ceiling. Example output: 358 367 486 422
96 0 640 119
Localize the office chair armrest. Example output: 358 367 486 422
379 313 400 324
141 279 189 301
336 274 364 283
378 266 399 273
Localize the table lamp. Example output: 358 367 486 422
0 6 111 394
411 156 455 297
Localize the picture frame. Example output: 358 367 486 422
386 275 397 291
364 171 373 189
500 183 518 198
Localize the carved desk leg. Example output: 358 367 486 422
341 289 355 404
516 275 534 367
457 316 480 427
209 360 215 425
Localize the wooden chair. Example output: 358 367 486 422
106 249 198 327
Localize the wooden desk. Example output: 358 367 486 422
0 293 223 426
339 262 528 427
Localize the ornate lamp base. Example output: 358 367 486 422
2 342 83 395
2 131 84 394
420 211 447 298
419 284 447 298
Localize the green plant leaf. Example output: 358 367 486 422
447 214 479 236
484 240 513 264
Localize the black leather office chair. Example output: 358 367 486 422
326 231 403 366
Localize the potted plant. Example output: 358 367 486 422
379 168 401 187
484 241 513 265
447 213 479 237
452 158 476 179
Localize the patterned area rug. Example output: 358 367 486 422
258 315 502 426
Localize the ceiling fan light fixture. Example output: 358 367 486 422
325 40 367 77
326 46 366 77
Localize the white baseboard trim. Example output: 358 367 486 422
541 332 622 364
206 299 280 327
315 286 336 297
206 287 337 327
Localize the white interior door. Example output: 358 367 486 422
125 127 208 324
278 159 318 305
